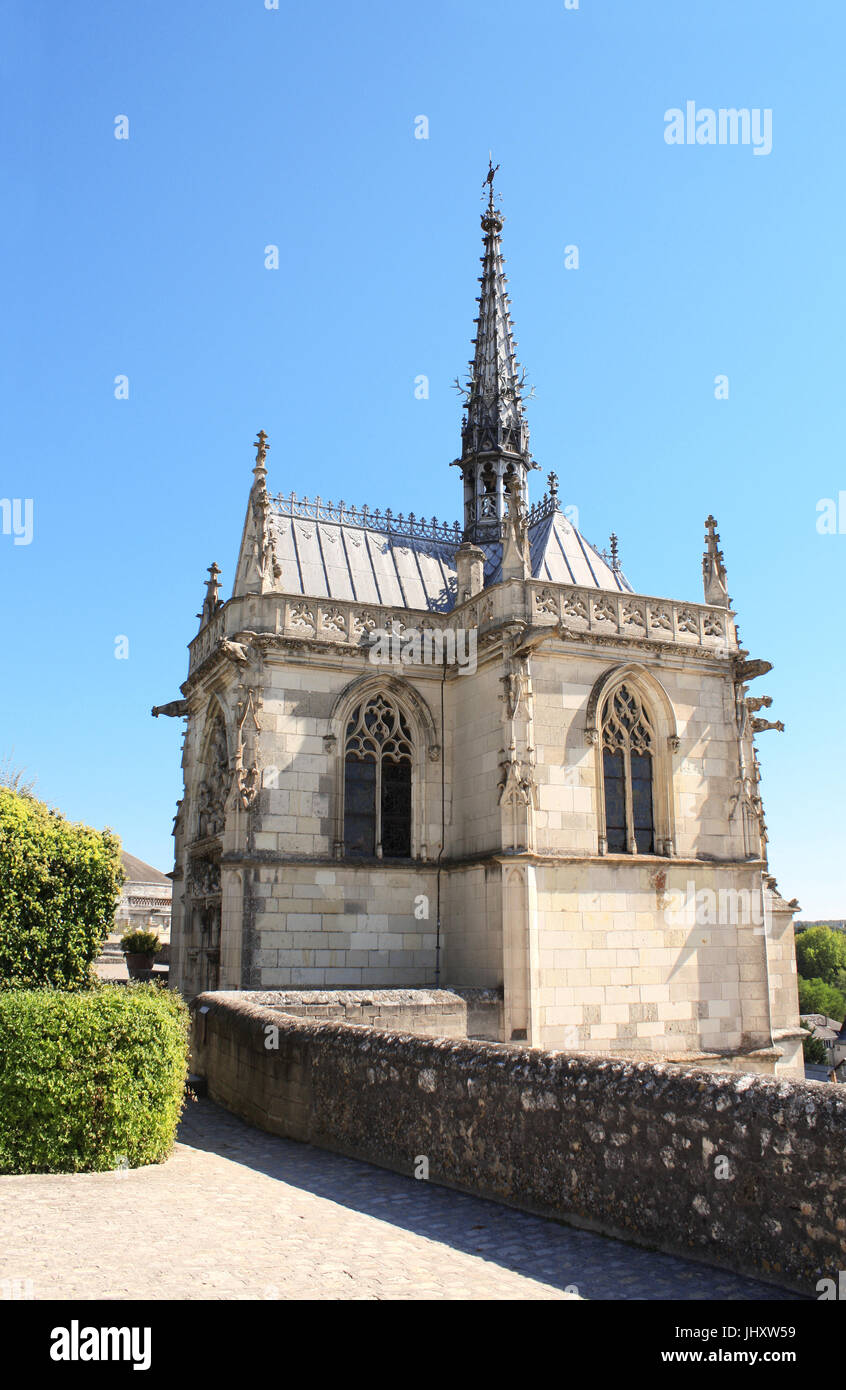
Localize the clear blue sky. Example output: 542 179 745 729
1 0 843 916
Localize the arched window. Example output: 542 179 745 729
344 694 412 858
601 684 655 854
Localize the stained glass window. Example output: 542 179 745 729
344 696 412 858
601 685 655 854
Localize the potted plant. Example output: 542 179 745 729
120 928 162 979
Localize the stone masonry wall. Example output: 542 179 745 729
190 992 846 1295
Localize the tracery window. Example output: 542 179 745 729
344 695 412 858
601 684 655 854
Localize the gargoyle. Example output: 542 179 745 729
745 695 772 713
751 718 785 733
735 658 773 682
152 699 189 718
217 637 250 664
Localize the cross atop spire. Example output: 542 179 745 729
484 155 500 214
702 513 729 607
197 561 222 626
453 162 535 542
253 430 269 486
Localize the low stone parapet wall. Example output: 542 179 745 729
227 987 470 1037
190 991 846 1295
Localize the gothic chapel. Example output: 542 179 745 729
156 167 804 1076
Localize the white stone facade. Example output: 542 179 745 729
162 175 803 1077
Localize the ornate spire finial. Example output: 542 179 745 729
703 512 729 607
253 430 269 485
453 163 535 542
609 533 619 571
547 471 559 505
197 562 222 626
484 154 500 214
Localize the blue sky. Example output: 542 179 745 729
1 0 843 916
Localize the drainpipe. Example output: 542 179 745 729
760 869 775 1052
434 655 447 988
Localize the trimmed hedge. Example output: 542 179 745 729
0 788 124 990
0 986 189 1173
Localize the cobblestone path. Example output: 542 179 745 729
0 1099 801 1301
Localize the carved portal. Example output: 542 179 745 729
197 709 229 839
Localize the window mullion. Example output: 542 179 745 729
623 744 637 854
375 753 383 859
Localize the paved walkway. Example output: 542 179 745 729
0 1099 801 1301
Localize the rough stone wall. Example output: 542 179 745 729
190 993 846 1295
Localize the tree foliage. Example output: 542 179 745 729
797 976 846 1023
795 925 846 987
0 788 124 989
799 1020 830 1065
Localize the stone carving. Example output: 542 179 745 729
536 588 557 616
218 637 250 664
702 514 729 607
151 699 189 718
321 607 347 634
498 743 538 808
197 562 223 628
502 666 526 720
622 602 646 628
593 598 616 624
649 608 672 631
677 608 698 635
290 603 315 630
250 432 282 591
703 613 724 637
197 712 229 838
751 718 785 734
234 689 262 810
188 856 221 898
354 611 377 633
564 595 588 621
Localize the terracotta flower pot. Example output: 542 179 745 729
125 952 156 979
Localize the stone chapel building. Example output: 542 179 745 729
156 168 804 1076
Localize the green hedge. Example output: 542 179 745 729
0 986 189 1173
0 788 124 990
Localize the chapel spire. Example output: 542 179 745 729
703 513 729 607
453 160 536 543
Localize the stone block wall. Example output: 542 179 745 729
243 862 438 989
532 860 801 1067
190 992 846 1295
530 652 745 861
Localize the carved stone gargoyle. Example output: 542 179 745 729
745 696 772 713
152 699 189 718
751 718 785 734
734 658 773 682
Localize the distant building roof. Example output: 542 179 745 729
121 851 172 888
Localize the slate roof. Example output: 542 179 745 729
121 851 172 888
268 499 631 614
